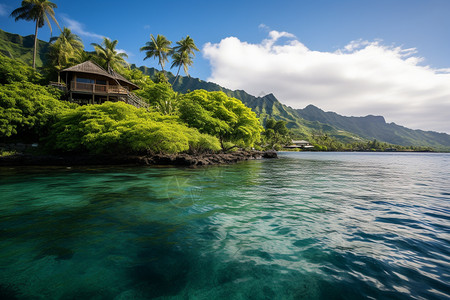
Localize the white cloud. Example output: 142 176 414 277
258 23 269 31
61 16 104 40
117 49 131 57
203 31 450 133
0 4 8 16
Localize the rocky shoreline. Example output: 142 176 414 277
0 150 277 167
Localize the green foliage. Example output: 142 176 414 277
170 35 199 86
46 27 84 81
0 82 74 140
184 128 222 154
136 81 179 115
140 34 172 72
0 149 17 157
91 38 128 70
262 118 291 149
313 144 327 151
47 102 220 154
0 53 42 84
121 68 154 88
153 71 169 84
178 90 263 149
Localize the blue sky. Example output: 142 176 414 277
1 0 450 132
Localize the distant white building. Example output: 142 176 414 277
284 140 314 149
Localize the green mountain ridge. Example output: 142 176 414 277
0 29 49 68
297 104 450 148
2 28 449 150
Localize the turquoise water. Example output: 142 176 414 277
0 152 449 299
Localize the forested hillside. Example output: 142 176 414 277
0 29 49 68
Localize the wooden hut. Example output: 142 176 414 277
60 61 142 106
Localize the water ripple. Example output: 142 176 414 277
0 152 449 299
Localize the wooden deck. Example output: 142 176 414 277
70 81 129 95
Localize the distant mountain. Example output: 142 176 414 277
296 105 450 148
0 29 49 68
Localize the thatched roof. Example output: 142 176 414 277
61 61 139 90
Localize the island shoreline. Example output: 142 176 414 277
0 150 278 167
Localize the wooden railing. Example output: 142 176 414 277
70 81 129 94
48 81 67 92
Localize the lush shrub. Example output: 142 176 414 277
262 118 291 149
47 101 220 154
178 90 263 149
0 54 42 84
121 68 154 88
0 82 74 141
184 128 221 154
136 81 179 115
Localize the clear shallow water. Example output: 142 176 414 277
0 152 449 299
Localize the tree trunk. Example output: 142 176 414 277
171 66 181 87
33 17 39 69
220 137 224 152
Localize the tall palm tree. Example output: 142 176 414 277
170 35 199 86
48 27 83 82
170 51 193 86
91 38 128 71
50 27 83 50
140 34 172 72
10 0 60 69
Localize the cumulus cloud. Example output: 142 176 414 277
61 16 104 40
203 30 450 133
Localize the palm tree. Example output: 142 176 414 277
10 0 60 69
170 51 193 85
91 38 128 71
75 51 94 64
170 35 199 86
140 34 172 72
48 27 83 82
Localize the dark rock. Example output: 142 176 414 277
0 150 277 167
262 151 278 158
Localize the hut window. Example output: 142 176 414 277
77 78 95 84
96 80 107 85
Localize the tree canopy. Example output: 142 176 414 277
47 27 84 82
170 35 199 86
263 118 291 150
140 34 172 72
178 90 263 149
0 82 74 140
91 37 128 71
0 53 42 84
